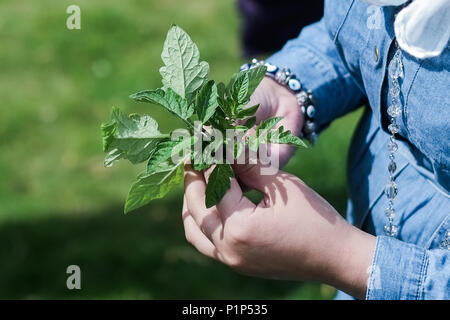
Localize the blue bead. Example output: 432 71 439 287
306 105 316 118
288 78 301 91
240 64 250 72
265 63 277 73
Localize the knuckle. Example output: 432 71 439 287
226 223 251 246
223 253 243 269
184 229 193 244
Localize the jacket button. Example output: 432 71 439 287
374 47 380 63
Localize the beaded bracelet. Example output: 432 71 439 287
240 58 318 145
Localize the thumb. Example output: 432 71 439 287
203 164 255 220
232 162 281 193
233 162 301 207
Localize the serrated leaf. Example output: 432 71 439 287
237 73 249 104
256 116 282 133
227 65 266 104
195 80 218 123
190 136 222 172
208 113 232 132
234 140 244 159
217 97 234 118
228 72 250 107
205 164 234 208
147 136 195 173
244 116 256 129
245 65 267 96
192 162 212 171
101 107 169 167
125 164 184 213
130 88 194 121
159 25 209 101
245 117 283 152
217 82 226 98
237 104 259 119
267 126 307 148
246 134 260 152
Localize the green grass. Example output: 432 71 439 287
0 0 361 299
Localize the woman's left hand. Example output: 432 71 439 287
182 164 376 299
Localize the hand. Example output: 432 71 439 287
182 164 376 299
243 76 304 169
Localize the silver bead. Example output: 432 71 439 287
441 232 450 249
388 123 400 134
385 208 396 219
388 141 398 153
390 84 400 98
384 224 399 237
388 160 397 174
385 181 398 200
296 91 309 105
251 58 259 64
275 70 288 84
389 53 404 79
300 106 306 114
387 105 401 118
304 120 316 133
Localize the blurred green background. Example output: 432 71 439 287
0 0 362 299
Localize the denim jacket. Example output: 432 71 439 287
267 0 450 299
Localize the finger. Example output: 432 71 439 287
184 165 223 242
203 167 256 221
218 178 255 220
182 197 219 260
232 162 279 193
232 163 296 207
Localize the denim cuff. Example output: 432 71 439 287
366 236 429 300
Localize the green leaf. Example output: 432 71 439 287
159 25 209 101
243 116 256 129
208 113 232 132
125 163 184 214
245 117 283 152
267 126 307 148
147 136 195 173
245 65 267 96
246 134 260 152
228 72 250 106
256 116 283 133
195 80 218 123
227 65 266 104
130 88 194 121
205 164 234 208
234 140 244 159
101 107 169 167
237 104 259 119
217 82 226 98
237 73 249 104
218 97 234 118
192 162 212 171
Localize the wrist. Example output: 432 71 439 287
241 59 317 144
326 224 377 299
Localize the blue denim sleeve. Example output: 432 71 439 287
266 19 364 133
367 236 450 299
